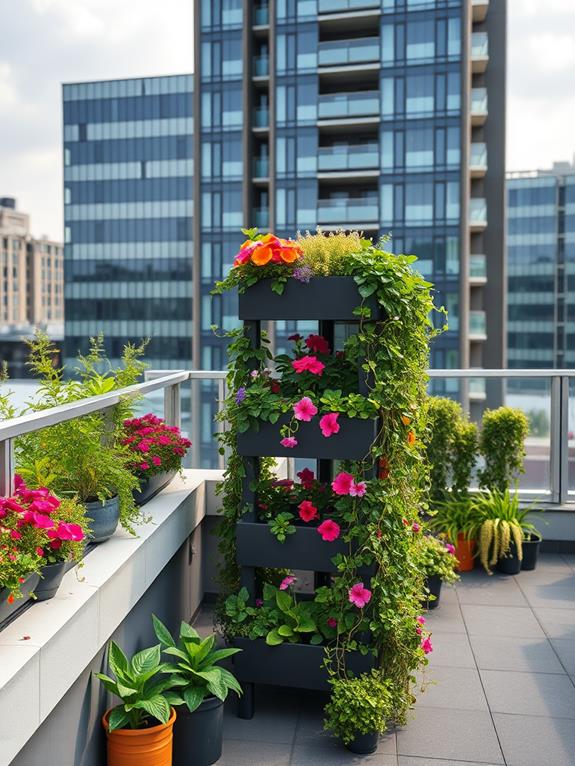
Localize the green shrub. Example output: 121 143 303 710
324 672 394 744
478 407 529 493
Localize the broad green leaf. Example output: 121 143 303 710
134 695 171 724
275 590 294 615
179 622 200 642
295 615 316 633
164 691 186 706
116 682 138 699
107 706 130 732
131 645 161 677
266 629 284 646
207 647 242 664
163 646 190 662
219 667 243 696
183 686 205 713
195 635 216 667
94 673 119 697
277 624 294 637
108 641 129 680
152 615 175 648
310 634 323 645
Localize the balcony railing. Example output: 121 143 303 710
318 0 379 12
471 32 489 72
469 253 487 280
318 91 380 120
469 310 487 338
254 4 269 25
470 142 487 175
318 144 379 171
254 106 269 128
254 208 269 228
470 87 488 124
254 157 269 177
253 55 269 77
469 198 487 228
317 197 379 223
318 37 380 68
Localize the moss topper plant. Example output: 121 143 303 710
213 230 444 735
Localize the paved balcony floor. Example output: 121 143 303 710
194 554 575 766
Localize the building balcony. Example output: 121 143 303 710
469 253 487 284
317 143 379 172
253 106 269 129
253 157 269 178
317 197 379 224
253 55 269 78
471 31 489 73
254 208 269 228
318 0 379 13
471 0 489 23
470 142 487 178
469 309 487 339
254 4 269 25
470 87 488 126
469 198 487 230
318 90 379 121
318 37 380 68
468 376 487 400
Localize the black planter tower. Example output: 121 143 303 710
232 278 379 719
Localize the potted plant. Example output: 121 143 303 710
417 534 459 609
16 334 146 541
521 529 543 571
478 407 529 493
428 497 479 572
152 616 242 766
96 641 177 766
473 489 538 575
122 415 192 506
0 526 41 624
324 671 394 754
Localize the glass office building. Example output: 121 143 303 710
507 165 575 370
62 75 194 369
194 0 507 383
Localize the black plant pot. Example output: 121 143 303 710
521 533 542 571
35 561 67 602
0 572 40 626
424 574 442 610
237 414 378 460
345 731 379 755
173 697 224 766
84 495 120 543
238 276 384 322
132 470 177 506
496 540 522 576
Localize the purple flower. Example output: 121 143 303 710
250 370 259 378
235 386 246 405
293 265 313 283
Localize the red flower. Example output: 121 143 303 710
298 500 318 522
317 519 340 542
305 334 330 355
297 467 315 490
291 356 325 376
319 412 340 438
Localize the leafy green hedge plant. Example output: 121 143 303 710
478 407 529 493
324 672 394 745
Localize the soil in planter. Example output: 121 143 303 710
173 697 223 766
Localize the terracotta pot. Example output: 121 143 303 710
455 534 475 572
103 707 176 766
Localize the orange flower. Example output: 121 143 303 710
7 594 14 605
278 238 303 264
407 431 416 446
251 244 274 266
401 415 411 426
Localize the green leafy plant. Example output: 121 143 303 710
452 419 478 497
324 671 394 744
473 489 537 574
268 511 296 542
478 407 529 493
95 642 175 731
417 535 459 585
152 616 242 712
427 496 479 543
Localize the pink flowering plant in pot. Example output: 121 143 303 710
214 230 445 741
122 414 192 481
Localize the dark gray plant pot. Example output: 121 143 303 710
237 415 378 460
496 539 522 576
424 574 442 610
84 495 120 543
239 276 383 322
345 731 379 755
173 696 224 766
0 572 40 627
133 470 177 506
35 561 67 602
521 533 542 571
232 639 374 691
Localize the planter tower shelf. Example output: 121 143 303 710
232 278 379 719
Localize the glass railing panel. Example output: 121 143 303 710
254 107 269 127
318 91 380 119
469 254 486 278
318 145 379 171
253 56 269 77
254 208 269 228
469 198 487 225
470 143 487 167
254 158 269 177
471 32 489 58
318 38 380 67
469 310 486 335
471 88 488 115
254 6 269 24
317 198 379 223
318 0 379 12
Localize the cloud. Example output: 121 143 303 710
0 0 192 241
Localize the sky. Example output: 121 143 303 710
0 0 574 241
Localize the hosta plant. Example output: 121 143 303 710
96 641 177 731
474 489 537 574
152 616 242 711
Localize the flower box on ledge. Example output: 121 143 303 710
237 415 378 460
132 470 177 506
232 638 374 691
238 277 383 322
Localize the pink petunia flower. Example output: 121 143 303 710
348 583 372 608
10 530 22 541
412 522 421 533
319 412 340 437
331 471 354 495
297 467 315 489
445 542 456 555
280 436 298 449
349 481 367 497
317 519 340 542
137 441 151 453
32 513 54 529
327 617 337 629
152 456 162 467
279 575 296 590
417 616 426 625
291 356 325 376
298 500 318 522
139 462 150 470
36 547 45 557
305 334 330 355
421 636 433 654
293 396 318 422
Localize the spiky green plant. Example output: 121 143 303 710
427 496 479 544
297 230 366 275
473 490 537 574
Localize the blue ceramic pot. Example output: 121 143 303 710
84 495 120 543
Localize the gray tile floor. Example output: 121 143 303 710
194 553 575 766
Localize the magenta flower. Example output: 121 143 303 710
139 462 150 470
317 519 340 542
416 615 426 625
327 617 337 629
297 467 315 489
331 471 354 495
349 481 367 497
319 412 340 437
54 522 84 542
256 599 264 607
348 583 372 608
445 542 456 555
412 522 421 533
298 500 318 522
152 456 162 467
279 575 296 590
10 530 22 541
293 396 318 422
421 636 433 654
291 356 325 376
32 513 54 530
280 436 298 449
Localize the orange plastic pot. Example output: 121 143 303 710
102 707 176 766
455 534 476 572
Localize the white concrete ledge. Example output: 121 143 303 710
0 470 211 766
